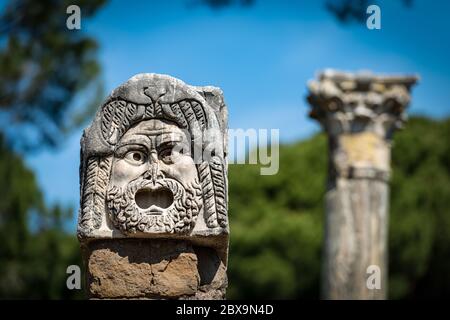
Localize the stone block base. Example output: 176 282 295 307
82 239 227 299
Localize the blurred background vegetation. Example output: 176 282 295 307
227 117 450 299
1 0 449 299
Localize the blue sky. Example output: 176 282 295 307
23 0 450 229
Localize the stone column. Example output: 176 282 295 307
307 70 418 299
77 74 229 299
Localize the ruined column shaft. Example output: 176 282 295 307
307 70 418 299
323 141 390 300
77 74 229 299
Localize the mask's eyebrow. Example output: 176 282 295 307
156 132 185 145
135 128 171 136
115 136 151 151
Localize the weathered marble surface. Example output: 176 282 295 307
77 74 229 299
307 70 418 299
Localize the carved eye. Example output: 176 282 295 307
124 151 147 165
159 147 173 164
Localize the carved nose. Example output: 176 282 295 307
143 163 164 183
148 151 158 164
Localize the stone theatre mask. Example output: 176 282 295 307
107 118 203 233
77 74 229 256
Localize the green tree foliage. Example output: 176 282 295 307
389 117 450 299
0 135 83 299
227 116 450 299
0 0 106 150
0 0 104 299
227 134 327 299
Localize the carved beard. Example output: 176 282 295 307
106 177 202 234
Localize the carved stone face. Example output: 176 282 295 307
106 119 203 234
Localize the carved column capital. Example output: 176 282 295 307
307 70 418 181
307 69 418 139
